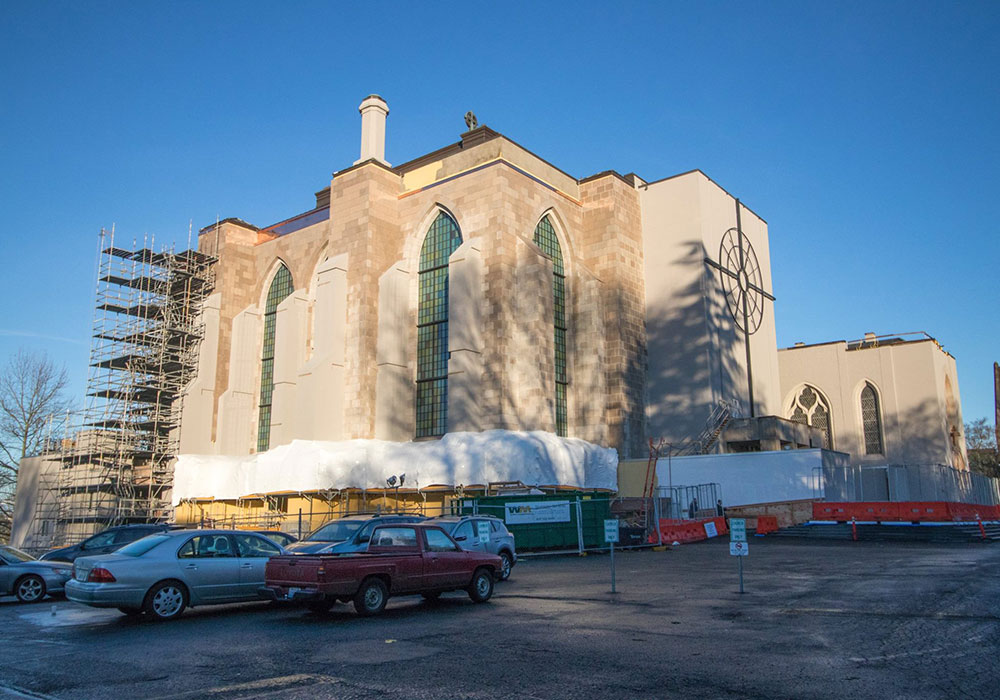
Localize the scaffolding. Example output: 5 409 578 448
34 228 216 547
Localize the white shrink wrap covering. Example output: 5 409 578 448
172 430 618 504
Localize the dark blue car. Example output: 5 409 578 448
285 514 425 555
39 524 172 562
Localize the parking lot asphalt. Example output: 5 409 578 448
1 537 998 700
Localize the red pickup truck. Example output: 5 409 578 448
261 523 502 616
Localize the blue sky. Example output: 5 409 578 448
1 1 997 422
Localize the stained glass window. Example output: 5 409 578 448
416 212 462 438
534 215 568 436
257 264 293 452
861 383 884 455
788 385 833 449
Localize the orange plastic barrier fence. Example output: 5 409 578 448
652 516 728 544
813 501 1000 523
755 516 779 534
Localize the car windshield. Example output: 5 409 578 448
116 535 170 557
306 520 364 542
0 546 35 563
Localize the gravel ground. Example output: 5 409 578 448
1 537 998 699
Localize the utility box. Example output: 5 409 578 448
458 493 612 551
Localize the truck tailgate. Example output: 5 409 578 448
266 556 325 586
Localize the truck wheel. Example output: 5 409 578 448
307 599 335 613
354 578 388 616
467 569 494 603
498 552 513 581
15 575 46 603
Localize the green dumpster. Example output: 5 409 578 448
458 493 612 551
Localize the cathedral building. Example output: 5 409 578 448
180 95 779 462
11 95 977 550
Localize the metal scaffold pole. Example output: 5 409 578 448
38 228 217 547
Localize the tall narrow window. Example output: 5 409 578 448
416 212 462 438
860 383 883 455
788 385 833 449
257 264 293 452
534 215 568 436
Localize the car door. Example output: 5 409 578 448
233 533 282 598
451 521 477 551
423 528 471 588
175 535 241 603
367 526 424 593
0 557 12 595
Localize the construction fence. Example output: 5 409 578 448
822 463 1000 505
177 483 724 554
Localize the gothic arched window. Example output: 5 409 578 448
257 264 293 452
788 385 833 449
416 212 463 438
533 215 568 436
860 382 884 455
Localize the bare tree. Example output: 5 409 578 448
965 417 1000 478
0 350 71 541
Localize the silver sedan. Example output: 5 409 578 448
0 545 73 602
65 529 286 620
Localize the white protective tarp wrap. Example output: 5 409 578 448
171 430 618 504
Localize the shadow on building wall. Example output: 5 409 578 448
644 241 745 449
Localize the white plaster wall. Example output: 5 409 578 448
572 269 607 444
179 293 221 454
217 304 262 454
269 290 309 447
933 347 967 468
778 339 964 468
375 260 413 441
513 240 553 430
298 254 348 441
447 237 484 433
640 171 780 446
656 449 831 507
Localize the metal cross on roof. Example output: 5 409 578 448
703 198 776 418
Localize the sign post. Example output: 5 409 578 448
604 519 619 594
729 519 748 594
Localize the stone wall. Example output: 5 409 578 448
186 134 647 458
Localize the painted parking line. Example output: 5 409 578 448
0 682 60 700
146 674 343 700
781 606 1000 622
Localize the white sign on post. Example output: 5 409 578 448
730 518 747 543
604 519 619 543
729 541 749 556
477 521 491 544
